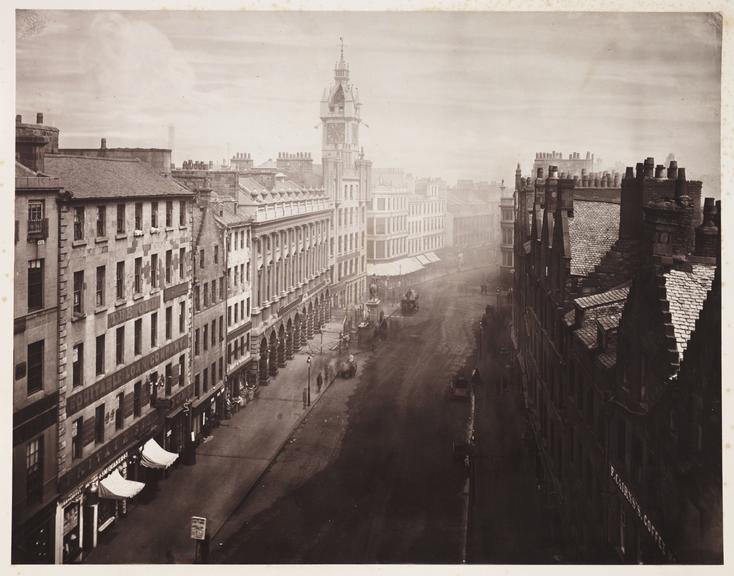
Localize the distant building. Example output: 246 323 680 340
59 138 172 175
409 177 446 257
499 178 515 288
445 180 496 265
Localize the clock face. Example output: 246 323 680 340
327 123 345 146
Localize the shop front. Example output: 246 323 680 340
191 384 225 444
55 453 144 563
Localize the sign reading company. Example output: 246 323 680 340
107 294 161 329
66 336 189 416
610 464 670 559
59 409 159 492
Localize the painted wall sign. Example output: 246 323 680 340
107 294 161 328
163 281 188 302
610 463 671 559
66 336 188 416
59 409 159 492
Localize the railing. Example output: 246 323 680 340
254 198 331 222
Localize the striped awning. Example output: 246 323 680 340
367 257 424 277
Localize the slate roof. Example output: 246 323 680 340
573 304 623 350
664 264 716 359
568 200 620 276
574 286 630 310
45 154 191 199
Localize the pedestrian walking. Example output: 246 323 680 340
316 371 323 393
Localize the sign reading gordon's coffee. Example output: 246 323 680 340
65 336 188 416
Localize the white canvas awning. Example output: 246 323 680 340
98 469 145 500
415 254 431 265
141 438 179 469
426 252 440 263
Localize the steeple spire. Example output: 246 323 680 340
335 37 349 81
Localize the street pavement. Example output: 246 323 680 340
83 318 353 564
467 336 554 563
214 268 488 563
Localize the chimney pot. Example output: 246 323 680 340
36 113 44 124
536 167 544 179
677 168 686 181
16 114 21 124
101 138 107 149
655 165 666 179
667 160 678 180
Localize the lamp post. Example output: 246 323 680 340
307 355 312 407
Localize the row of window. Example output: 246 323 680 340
193 357 225 397
72 200 188 242
408 235 442 255
407 216 444 236
337 232 364 255
71 251 186 316
70 354 185 460
366 237 408 260
371 195 406 212
227 334 250 366
71 304 186 387
337 256 363 281
227 228 249 253
227 262 250 293
368 215 408 236
408 200 446 216
337 206 365 228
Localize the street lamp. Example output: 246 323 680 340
307 355 312 407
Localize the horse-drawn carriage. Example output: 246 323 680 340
401 289 419 314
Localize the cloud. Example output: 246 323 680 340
80 13 198 119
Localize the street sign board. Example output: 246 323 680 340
191 516 207 541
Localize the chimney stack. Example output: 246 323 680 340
101 137 107 150
36 113 44 124
695 197 719 258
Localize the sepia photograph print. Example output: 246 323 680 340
6 0 730 568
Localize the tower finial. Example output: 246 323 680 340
340 37 344 61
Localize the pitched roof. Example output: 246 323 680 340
664 264 716 359
568 200 620 276
45 154 191 199
574 286 630 310
574 304 622 349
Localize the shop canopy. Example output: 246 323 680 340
415 254 431 266
98 469 145 500
425 252 441 263
141 438 179 469
366 257 424 277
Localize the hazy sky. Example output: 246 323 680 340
16 10 722 189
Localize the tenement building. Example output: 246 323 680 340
409 177 446 258
320 46 372 309
13 114 63 563
37 125 195 562
512 157 721 563
190 189 229 443
445 180 494 265
499 178 515 288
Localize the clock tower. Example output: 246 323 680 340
320 41 372 310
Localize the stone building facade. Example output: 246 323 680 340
512 157 721 563
44 148 194 563
320 47 372 310
190 189 229 443
13 116 63 563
